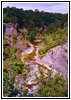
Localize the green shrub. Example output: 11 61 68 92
22 89 29 96
38 46 48 58
36 68 68 97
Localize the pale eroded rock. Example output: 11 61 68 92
42 40 68 77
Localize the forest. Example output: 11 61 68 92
3 7 68 31
3 7 68 97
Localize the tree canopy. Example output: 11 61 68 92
3 7 68 32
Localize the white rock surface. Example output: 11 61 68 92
42 40 68 77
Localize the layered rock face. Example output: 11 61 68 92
3 23 17 39
3 23 14 34
42 40 68 77
3 23 17 34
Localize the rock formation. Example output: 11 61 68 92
42 40 68 77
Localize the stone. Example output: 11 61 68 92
42 40 68 77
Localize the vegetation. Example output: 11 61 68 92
3 7 68 97
3 37 25 96
39 27 68 57
3 7 67 32
36 67 68 97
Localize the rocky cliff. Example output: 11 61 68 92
42 40 68 77
3 23 17 39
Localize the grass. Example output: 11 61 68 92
38 27 68 58
36 66 68 97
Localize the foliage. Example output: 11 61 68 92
3 37 24 96
3 7 68 33
36 67 68 97
38 46 48 58
3 7 68 97
39 27 68 57
21 89 29 96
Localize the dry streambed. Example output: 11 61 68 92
14 40 68 96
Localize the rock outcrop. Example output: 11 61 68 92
3 23 17 40
42 40 68 77
3 23 17 34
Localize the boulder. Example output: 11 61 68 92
42 40 68 77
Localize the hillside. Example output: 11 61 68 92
3 7 68 97
3 7 68 32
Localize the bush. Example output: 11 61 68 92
36 68 68 97
22 89 29 96
3 37 24 96
38 46 48 58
